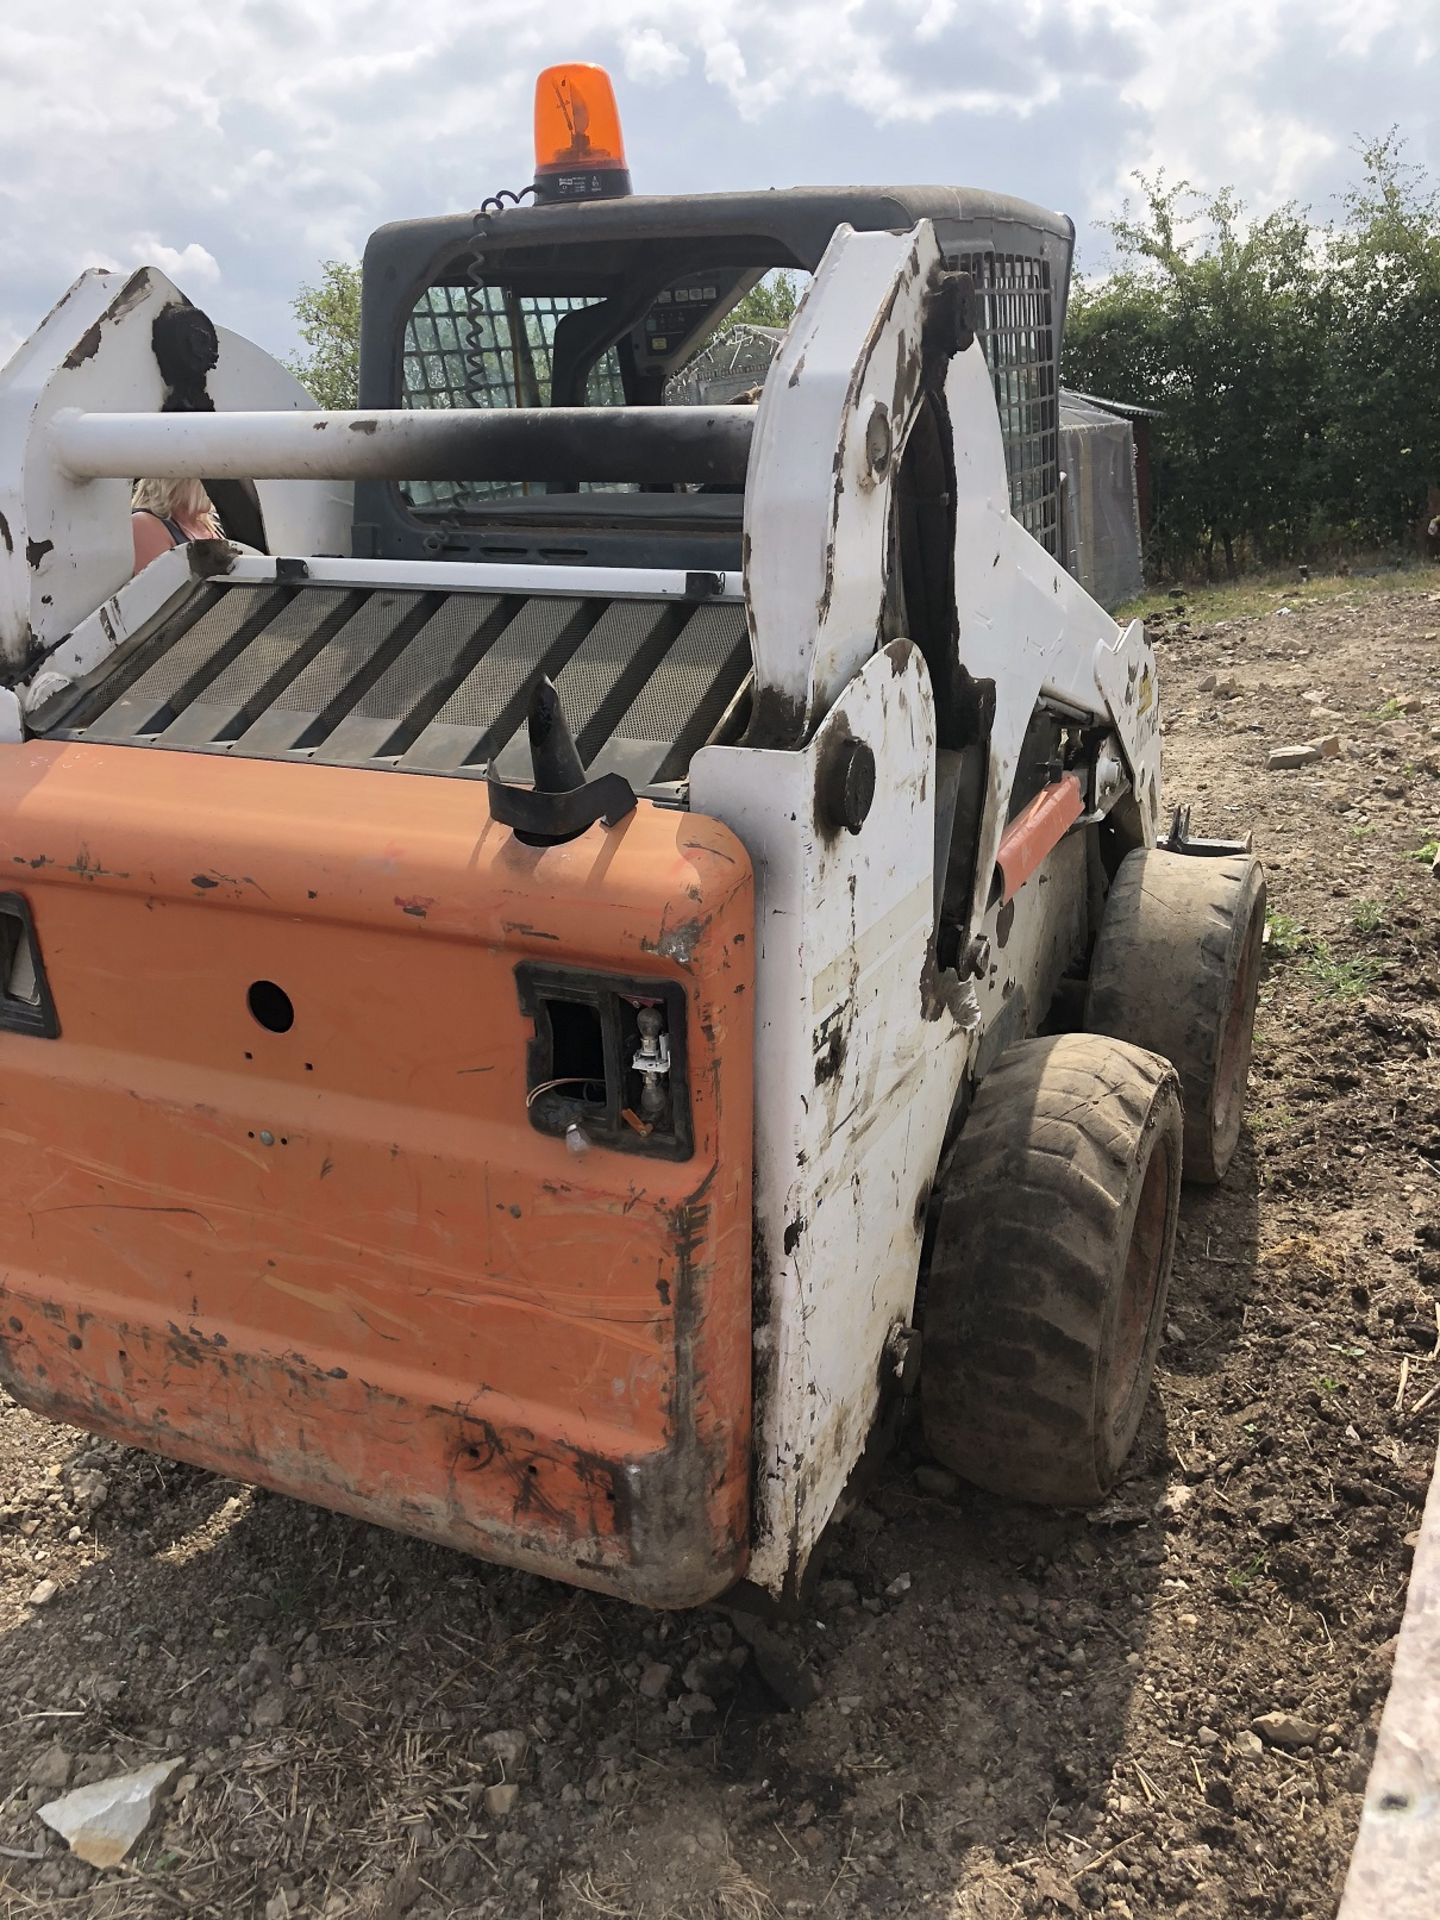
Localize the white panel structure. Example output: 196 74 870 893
941 343 1163 913
743 222 947 740
0 267 347 677
693 643 975 1593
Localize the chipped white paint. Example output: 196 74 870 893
21 541 199 715
689 221 1162 1590
0 266 347 674
943 337 1162 905
744 222 946 739
693 643 974 1593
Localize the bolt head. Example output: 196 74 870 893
822 737 876 835
863 403 893 479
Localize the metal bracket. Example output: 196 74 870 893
1165 804 1253 858
486 770 637 845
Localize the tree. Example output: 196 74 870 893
287 261 362 409
1323 134 1440 545
1065 176 1328 576
1065 140 1440 572
723 270 801 333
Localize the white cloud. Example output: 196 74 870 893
128 238 221 285
624 28 689 83
702 35 748 89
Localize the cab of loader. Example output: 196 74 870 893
353 179 1073 573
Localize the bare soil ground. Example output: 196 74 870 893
2 581 1439 1920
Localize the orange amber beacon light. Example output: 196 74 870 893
533 63 632 202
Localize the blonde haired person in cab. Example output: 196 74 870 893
131 477 223 575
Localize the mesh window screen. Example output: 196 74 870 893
957 252 1060 557
400 284 627 510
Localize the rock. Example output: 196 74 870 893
683 1652 738 1699
729 1613 822 1709
480 1729 527 1772
1307 734 1342 759
1252 1709 1322 1750
483 1782 519 1818
1198 673 1217 693
68 1470 109 1512
884 1572 912 1598
28 1743 74 1791
1269 746 1322 770
38 1759 182 1868
1233 1730 1265 1759
637 1661 672 1700
27 1578 60 1607
374 1862 423 1916
250 1690 289 1731
914 1464 959 1499
1197 1726 1220 1747
817 1577 859 1610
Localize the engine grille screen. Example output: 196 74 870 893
39 582 751 791
958 250 1060 558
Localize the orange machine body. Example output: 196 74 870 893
0 743 754 1607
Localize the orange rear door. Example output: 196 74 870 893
0 741 753 1607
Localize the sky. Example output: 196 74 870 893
1 0 1435 369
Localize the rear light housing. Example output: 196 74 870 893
0 895 58 1038
517 965 691 1159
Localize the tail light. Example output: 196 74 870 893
518 965 689 1159
0 895 58 1038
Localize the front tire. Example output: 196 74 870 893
1085 849 1266 1184
920 1033 1182 1507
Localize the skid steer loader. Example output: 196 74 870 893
0 65 1264 1609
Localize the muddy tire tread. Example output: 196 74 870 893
921 1032 1182 1507
1085 850 1266 1184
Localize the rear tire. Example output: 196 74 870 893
1085 849 1266 1184
920 1034 1182 1507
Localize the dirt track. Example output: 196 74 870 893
2 581 1439 1920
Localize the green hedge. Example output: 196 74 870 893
1062 137 1440 577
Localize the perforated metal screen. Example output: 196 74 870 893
39 583 751 792
394 252 1062 552
957 251 1060 556
401 285 627 511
